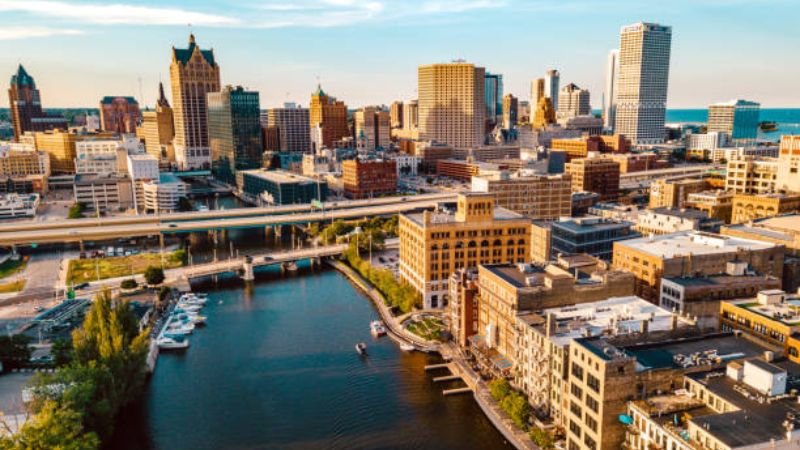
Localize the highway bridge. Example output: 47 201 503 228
0 196 453 248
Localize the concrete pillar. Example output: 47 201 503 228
274 225 282 238
159 234 165 252
242 256 255 281
79 240 85 252
10 245 17 257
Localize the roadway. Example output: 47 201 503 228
0 197 448 247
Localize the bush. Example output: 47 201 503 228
67 203 86 219
143 266 164 285
120 279 138 290
529 427 555 449
343 242 418 314
488 378 531 431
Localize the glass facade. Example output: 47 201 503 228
550 220 640 261
484 72 503 123
208 86 263 184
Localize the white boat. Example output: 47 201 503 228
176 304 203 313
400 343 415 352
157 336 189 350
285 261 298 272
166 319 195 334
355 342 367 355
179 294 207 305
370 320 387 337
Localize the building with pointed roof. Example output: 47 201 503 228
170 33 221 169
7 65 67 141
309 84 349 152
136 82 175 167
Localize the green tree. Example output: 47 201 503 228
51 338 73 368
502 392 531 429
529 428 555 449
67 203 85 220
489 378 511 402
0 400 100 450
120 279 137 290
0 334 31 371
143 266 165 285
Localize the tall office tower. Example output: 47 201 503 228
99 96 140 134
544 69 560 110
603 49 620 131
309 84 349 151
532 97 556 130
708 99 760 144
207 86 263 185
530 78 545 105
502 94 518 130
136 82 175 165
170 34 221 170
556 83 591 121
403 100 418 130
418 61 486 148
7 65 67 141
614 22 672 145
390 101 404 129
266 103 311 153
484 72 503 124
355 107 391 151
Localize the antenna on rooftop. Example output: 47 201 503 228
137 76 144 105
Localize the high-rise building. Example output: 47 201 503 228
603 49 619 131
530 78 545 106
136 82 175 166
309 84 349 151
7 65 67 141
614 22 672 145
556 83 591 122
99 96 140 134
544 69 560 110
207 86 263 185
403 100 418 131
418 62 486 148
354 107 390 151
777 135 800 193
390 101 404 129
484 72 503 124
266 104 311 153
532 96 556 130
170 33 221 170
501 94 518 130
31 129 78 174
707 99 760 144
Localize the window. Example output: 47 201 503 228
583 435 597 450
585 395 599 413
585 415 597 432
569 419 582 438
571 363 584 381
570 382 583 400
587 374 600 393
570 401 582 418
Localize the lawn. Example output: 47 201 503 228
0 280 25 293
0 257 27 280
405 315 445 341
67 250 185 284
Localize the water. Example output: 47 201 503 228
110 267 511 450
666 108 800 141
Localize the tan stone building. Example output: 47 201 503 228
398 193 531 309
530 220 553 263
470 171 571 219
683 190 734 223
31 129 78 174
725 156 778 194
418 62 485 148
777 135 800 193
354 106 390 151
731 193 800 224
136 82 175 167
564 156 620 201
649 178 709 209
310 85 349 151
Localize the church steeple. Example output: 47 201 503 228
156 82 170 108
189 33 196 45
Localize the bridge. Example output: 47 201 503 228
0 195 455 248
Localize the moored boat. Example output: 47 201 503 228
355 342 367 355
400 343 415 352
370 320 387 337
157 336 189 350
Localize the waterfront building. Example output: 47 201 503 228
208 86 263 185
170 33 221 170
99 96 140 134
471 171 572 219
136 82 175 166
612 231 783 301
683 190 734 223
418 62 485 148
236 169 327 205
266 104 311 153
501 94 518 130
731 193 800 224
449 268 480 348
354 107 391 151
0 193 40 219
484 72 503 125
649 178 710 209
636 207 723 236
551 216 639 261
564 155 621 201
707 99 760 145
398 193 531 309
614 22 672 145
603 49 619 131
142 172 187 213
73 173 134 212
341 159 397 199
556 83 590 123
309 85 349 151
7 65 67 141
390 101 403 129
544 69 560 111
725 156 778 194
777 135 800 193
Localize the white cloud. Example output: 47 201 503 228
0 26 85 40
0 0 240 26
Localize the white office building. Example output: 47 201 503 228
603 49 619 131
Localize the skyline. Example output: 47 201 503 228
0 0 799 109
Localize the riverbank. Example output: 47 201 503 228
328 258 538 450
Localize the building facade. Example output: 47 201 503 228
354 107 390 151
556 83 591 122
471 171 572 219
136 82 175 166
99 96 140 134
266 104 311 153
777 135 800 193
208 86 263 185
564 156 621 201
236 169 327 205
725 156 778 194
341 159 397 199
551 217 639 261
309 85 349 151
707 99 760 144
7 65 67 141
418 62 486 148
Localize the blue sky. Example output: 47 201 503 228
0 0 798 109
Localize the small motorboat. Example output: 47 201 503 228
355 342 367 355
157 336 189 350
400 343 415 352
370 320 387 337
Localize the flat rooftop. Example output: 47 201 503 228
663 274 780 289
240 169 318 185
403 205 526 227
647 207 710 221
617 231 777 258
727 295 800 326
552 216 635 233
752 214 800 234
158 172 182 184
481 263 550 288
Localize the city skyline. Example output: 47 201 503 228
0 0 798 109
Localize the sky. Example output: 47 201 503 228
0 0 798 109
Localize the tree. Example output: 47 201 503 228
51 338 73 367
67 203 85 220
489 378 511 402
143 266 165 285
529 428 555 449
0 400 100 450
120 279 137 290
0 334 31 371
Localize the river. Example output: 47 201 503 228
110 264 512 450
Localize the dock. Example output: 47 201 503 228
442 387 473 396
433 374 461 382
424 363 449 371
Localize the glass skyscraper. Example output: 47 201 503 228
484 72 503 124
208 86 263 185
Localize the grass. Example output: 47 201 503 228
0 280 25 293
0 257 27 280
67 250 185 284
406 315 445 341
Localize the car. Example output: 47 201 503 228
74 282 90 290
168 223 178 228
33 306 44 313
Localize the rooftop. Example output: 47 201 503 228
158 172 182 184
403 204 526 227
726 293 800 327
240 169 318 185
663 274 780 289
553 216 636 234
617 231 777 259
646 207 711 221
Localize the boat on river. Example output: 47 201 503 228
158 336 189 350
355 342 367 355
370 320 387 337
400 343 415 352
